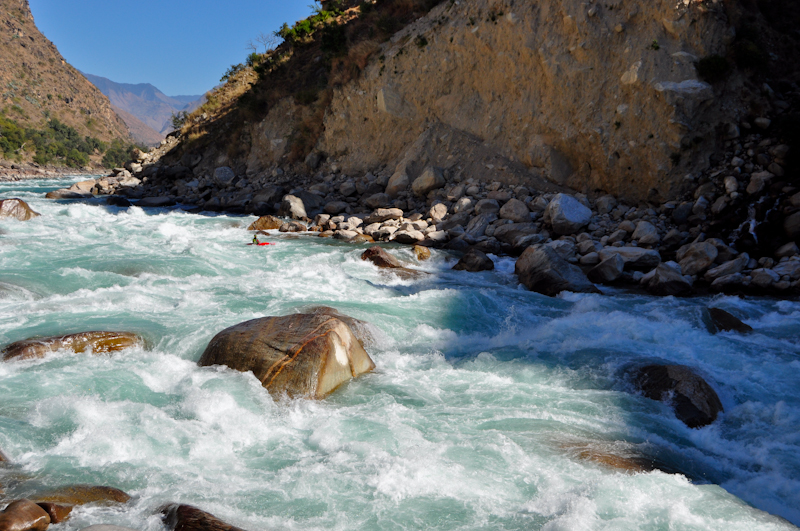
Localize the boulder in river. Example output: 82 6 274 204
278 195 307 220
642 264 694 297
160 503 246 531
2 332 144 362
515 246 600 297
35 504 71 525
137 197 176 208
453 248 494 272
361 246 403 268
706 308 753 334
0 499 51 531
633 365 724 428
198 312 376 399
247 215 282 231
106 196 132 208
413 245 431 261
33 485 130 506
0 199 40 221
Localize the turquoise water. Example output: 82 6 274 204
0 177 799 530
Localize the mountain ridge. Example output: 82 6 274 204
83 72 203 140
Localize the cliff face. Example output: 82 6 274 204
236 0 738 202
0 0 130 144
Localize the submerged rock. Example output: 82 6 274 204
160 503 246 531
0 499 50 531
515 246 600 297
453 248 494 272
413 245 431 261
33 485 131 506
2 332 144 362
198 313 376 399
247 215 282 231
706 308 753 334
562 443 660 474
633 365 724 428
0 199 40 221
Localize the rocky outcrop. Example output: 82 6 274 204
198 312 376 399
2 332 144 362
0 199 39 221
633 364 724 428
247 215 282 231
0 499 50 531
160 504 246 531
515 246 600 297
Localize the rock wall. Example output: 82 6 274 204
229 0 742 203
311 0 737 202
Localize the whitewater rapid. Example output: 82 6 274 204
0 177 798 530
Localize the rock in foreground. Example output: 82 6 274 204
198 313 376 399
0 199 40 221
453 248 494 272
2 332 144 362
160 504 247 531
633 365 724 428
0 499 50 531
515 246 600 297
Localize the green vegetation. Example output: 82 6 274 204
101 139 138 169
0 114 141 168
695 55 731 83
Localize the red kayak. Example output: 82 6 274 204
247 242 274 246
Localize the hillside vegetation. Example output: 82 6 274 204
0 0 134 167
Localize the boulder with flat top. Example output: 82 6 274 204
198 312 376 399
2 332 144 362
33 485 130 506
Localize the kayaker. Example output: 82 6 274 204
252 234 259 245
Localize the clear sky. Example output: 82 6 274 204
28 0 315 97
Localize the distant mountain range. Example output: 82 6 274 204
83 73 204 146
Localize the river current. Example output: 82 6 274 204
0 177 799 530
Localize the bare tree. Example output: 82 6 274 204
247 32 281 54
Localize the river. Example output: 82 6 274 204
1 177 799 530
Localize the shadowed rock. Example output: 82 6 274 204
0 448 7 463
33 486 130 506
453 248 494 272
198 313 376 399
2 332 144 362
0 500 50 531
35 504 71 525
515 246 600 296
0 199 40 221
633 365 723 428
643 264 694 297
707 308 753 334
247 215 282 231
361 246 403 268
160 504 247 531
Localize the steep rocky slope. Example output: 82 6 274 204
0 0 130 145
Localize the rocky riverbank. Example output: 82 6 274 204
0 163 98 182
41 123 799 299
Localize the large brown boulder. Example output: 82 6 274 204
198 313 376 399
2 332 144 362
160 504 246 531
515 246 600 297
361 246 403 268
33 486 130 506
452 248 494 272
0 500 50 531
0 200 40 222
633 365 723 428
247 215 282 231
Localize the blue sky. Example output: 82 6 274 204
28 0 315 97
